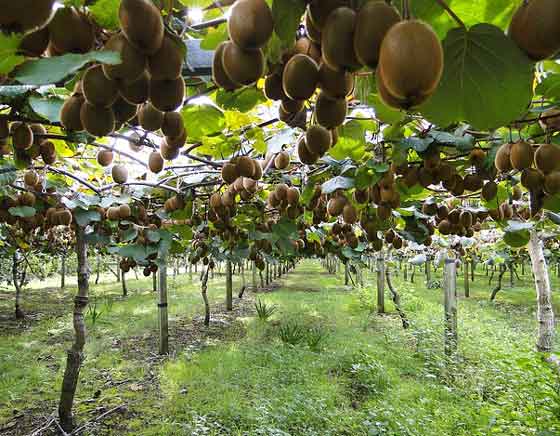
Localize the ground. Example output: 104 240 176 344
0 260 559 435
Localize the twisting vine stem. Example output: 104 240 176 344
434 0 466 29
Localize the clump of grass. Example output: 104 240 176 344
254 298 277 321
305 326 328 351
279 321 306 345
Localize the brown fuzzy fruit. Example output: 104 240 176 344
48 7 94 54
521 168 544 190
112 97 138 127
274 151 290 170
315 92 347 129
160 141 180 160
463 174 483 192
494 143 513 173
298 138 319 164
286 187 300 205
376 67 429 110
305 11 322 43
148 152 164 173
318 63 354 99
112 164 128 184
80 103 115 137
119 204 131 219
97 150 114 167
228 0 273 49
353 1 400 68
149 77 185 112
24 170 39 186
119 71 150 105
510 141 534 171
148 35 184 81
307 0 348 29
237 156 255 178
83 65 119 107
102 33 147 82
544 171 560 194
106 206 121 221
282 54 319 101
378 20 443 101
321 7 361 72
162 111 184 138
119 0 164 55
138 102 164 132
342 203 357 224
469 148 487 168
20 27 50 57
221 163 239 184
264 74 286 101
305 124 332 156
327 196 346 216
212 42 239 91
508 0 560 61
481 181 498 201
222 42 265 86
11 123 34 150
535 143 560 174
294 37 322 64
0 0 55 33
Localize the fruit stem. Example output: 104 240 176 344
434 0 466 29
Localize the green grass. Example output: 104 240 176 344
0 261 559 435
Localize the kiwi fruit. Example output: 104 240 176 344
469 148 487 168
500 202 513 220
318 63 354 99
0 0 55 33
321 7 361 72
354 1 400 68
286 187 299 205
521 167 544 190
376 67 427 109
281 99 304 114
112 97 138 128
119 0 164 55
306 124 332 156
298 138 319 164
221 163 239 184
212 42 239 91
544 171 560 194
59 95 84 131
378 20 443 101
327 196 346 216
282 54 320 101
509 0 560 61
464 174 483 191
20 27 50 57
222 42 265 86
148 35 184 81
315 92 347 129
106 206 121 221
237 156 254 178
48 7 94 54
24 170 39 186
342 203 357 224
119 71 150 104
481 181 498 201
149 77 185 112
148 151 164 174
161 111 184 138
274 151 290 169
418 167 433 187
80 103 115 137
535 143 560 174
0 116 8 139
377 204 392 220
102 33 147 82
264 74 286 101
97 150 114 167
11 123 33 150
119 204 131 219
510 140 534 170
539 108 560 131
83 65 119 107
160 141 180 160
305 11 321 44
512 185 523 200
403 166 419 187
228 0 273 49
138 102 164 131
294 37 322 64
112 164 128 184
494 143 513 172
40 141 56 165
279 107 307 128
307 0 348 30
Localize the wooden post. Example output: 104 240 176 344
158 257 169 355
528 230 555 352
252 261 257 289
443 259 458 356
60 253 66 289
425 258 431 285
12 251 24 319
377 254 385 314
152 271 157 292
58 226 89 432
122 269 127 297
464 259 469 297
226 259 233 311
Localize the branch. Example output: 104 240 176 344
46 165 101 194
434 0 466 29
99 181 181 194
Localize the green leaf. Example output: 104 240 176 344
29 96 65 122
181 103 225 141
215 87 266 112
328 120 374 161
0 33 24 75
418 24 534 130
271 0 306 46
367 93 405 125
14 50 121 85
9 206 35 217
536 74 560 101
74 209 101 226
321 176 354 194
200 24 228 50
89 0 120 30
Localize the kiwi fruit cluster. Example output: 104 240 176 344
213 0 272 90
267 184 301 219
45 207 73 227
298 124 337 164
164 195 185 213
220 155 263 184
423 203 484 237
112 164 128 185
106 204 132 221
4 121 57 167
509 0 560 61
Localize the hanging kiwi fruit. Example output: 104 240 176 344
228 0 273 50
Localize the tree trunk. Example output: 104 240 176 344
443 259 458 356
344 263 349 286
121 269 127 297
60 253 66 289
158 256 169 355
95 253 100 285
115 261 120 282
528 231 555 352
12 251 24 319
490 264 507 301
252 261 257 289
201 266 211 326
226 260 233 311
152 271 157 293
471 259 475 282
386 265 409 329
58 226 89 432
509 263 514 287
377 254 385 314
425 260 431 285
464 260 470 298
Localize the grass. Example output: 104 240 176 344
0 260 559 435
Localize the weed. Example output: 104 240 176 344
255 298 277 321
279 321 306 345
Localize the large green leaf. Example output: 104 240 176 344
271 0 306 47
14 50 121 85
215 87 266 112
181 103 225 141
0 33 24 75
29 96 65 122
9 206 36 218
418 24 534 130
89 0 120 30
